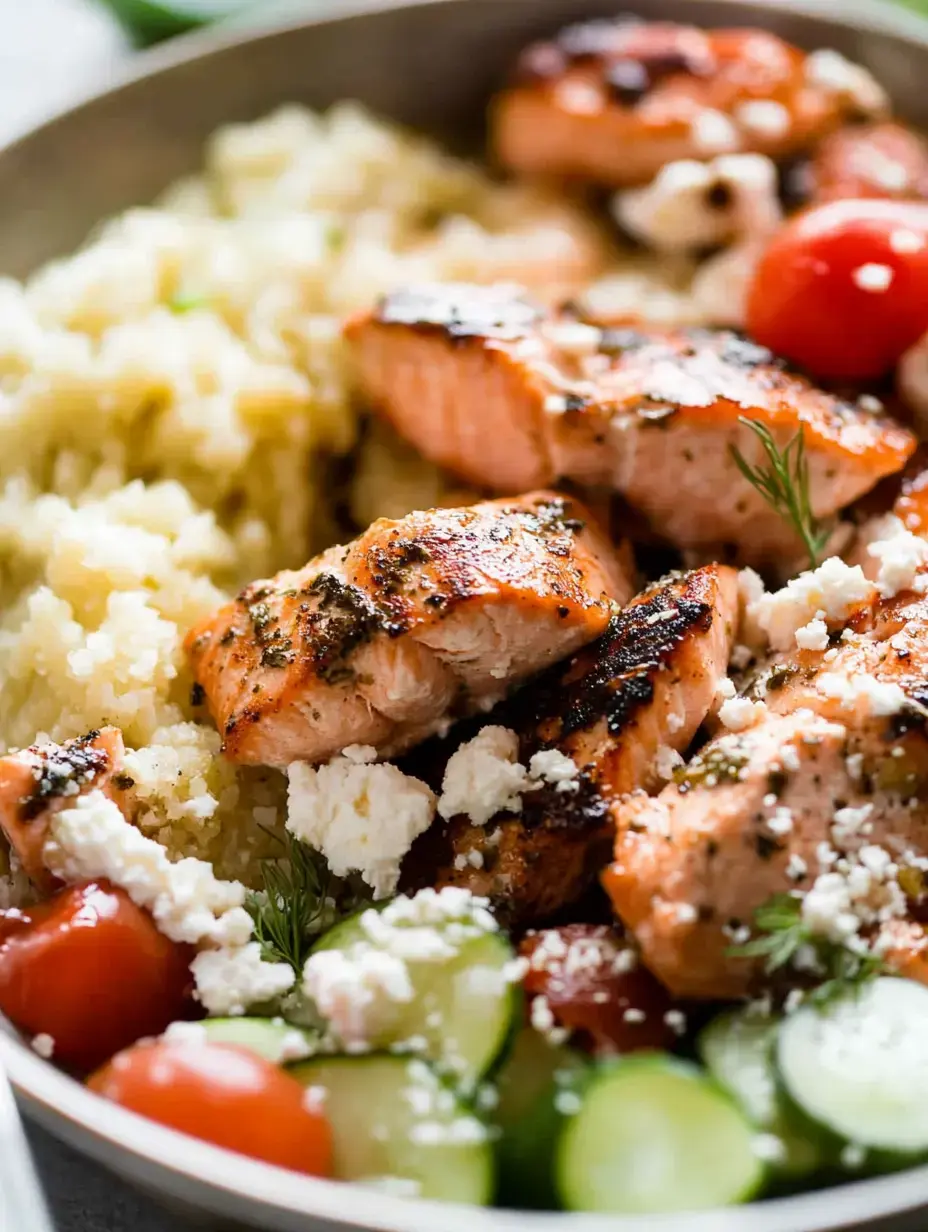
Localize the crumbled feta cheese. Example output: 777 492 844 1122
832 803 874 844
528 748 580 793
841 1143 867 1170
852 263 894 292
735 99 791 138
31 1033 55 1059
44 791 251 947
613 153 780 252
438 726 529 825
748 557 875 651
866 517 928 597
664 1009 687 1035
162 1021 209 1047
795 617 829 652
816 672 909 717
752 1133 788 1164
530 994 569 1045
787 853 808 882
715 676 737 702
718 696 767 731
622 1007 646 1024
666 712 685 733
674 902 698 924
302 946 414 1048
191 942 295 1017
654 744 684 780
287 751 435 898
805 49 889 117
767 807 794 836
542 320 602 355
691 109 740 153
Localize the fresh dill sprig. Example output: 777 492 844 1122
245 831 335 974
729 892 886 1008
730 419 832 568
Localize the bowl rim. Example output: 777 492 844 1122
6 0 928 1228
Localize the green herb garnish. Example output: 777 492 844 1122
729 892 886 1007
245 831 335 974
167 290 209 314
730 419 831 568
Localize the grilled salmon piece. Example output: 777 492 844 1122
346 285 916 565
492 21 885 188
0 728 129 893
604 709 928 998
186 492 631 769
403 565 738 924
808 122 928 205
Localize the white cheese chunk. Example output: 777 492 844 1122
866 516 928 597
437 726 529 824
44 790 252 947
805 50 889 117
191 942 295 1017
287 749 435 898
613 153 780 253
718 696 767 731
527 747 580 793
795 618 829 652
748 557 876 652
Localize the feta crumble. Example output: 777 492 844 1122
805 49 889 117
613 153 780 252
438 726 580 824
816 673 909 717
287 748 435 898
718 696 767 731
654 745 684 780
795 618 829 652
31 1033 55 1059
438 726 529 825
866 516 928 597
748 557 875 652
191 942 296 1017
302 946 414 1048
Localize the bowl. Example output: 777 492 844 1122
4 1 928 1229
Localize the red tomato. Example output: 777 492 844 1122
746 199 928 380
88 1040 332 1177
0 881 193 1072
520 924 678 1055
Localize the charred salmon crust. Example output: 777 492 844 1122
185 491 631 768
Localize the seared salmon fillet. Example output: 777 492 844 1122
0 728 129 892
609 561 928 997
186 492 632 769
346 284 916 565
492 21 885 188
403 565 738 924
808 122 928 205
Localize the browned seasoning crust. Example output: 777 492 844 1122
347 284 915 566
0 727 130 892
492 20 879 187
185 492 633 769
402 565 737 925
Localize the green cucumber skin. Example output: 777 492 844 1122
496 1062 588 1211
699 1010 825 1179
310 904 520 1090
195 1017 319 1064
292 1054 495 1205
555 1053 766 1215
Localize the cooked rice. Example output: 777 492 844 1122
0 102 707 891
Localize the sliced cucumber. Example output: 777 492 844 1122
700 1009 822 1178
309 900 520 1091
495 1036 588 1211
777 976 928 1155
292 1055 493 1204
192 1017 320 1064
557 1055 765 1213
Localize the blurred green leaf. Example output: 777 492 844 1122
97 0 254 45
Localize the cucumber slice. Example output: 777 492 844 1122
495 1036 588 1211
292 1055 493 1204
193 1017 320 1064
777 977 928 1154
557 1055 765 1213
309 899 520 1091
700 1009 822 1177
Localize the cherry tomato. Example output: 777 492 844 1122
746 199 928 380
88 1040 333 1177
0 881 193 1072
520 924 678 1055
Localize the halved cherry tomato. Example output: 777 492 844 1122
88 1040 333 1177
0 881 192 1072
746 199 928 380
520 924 678 1055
